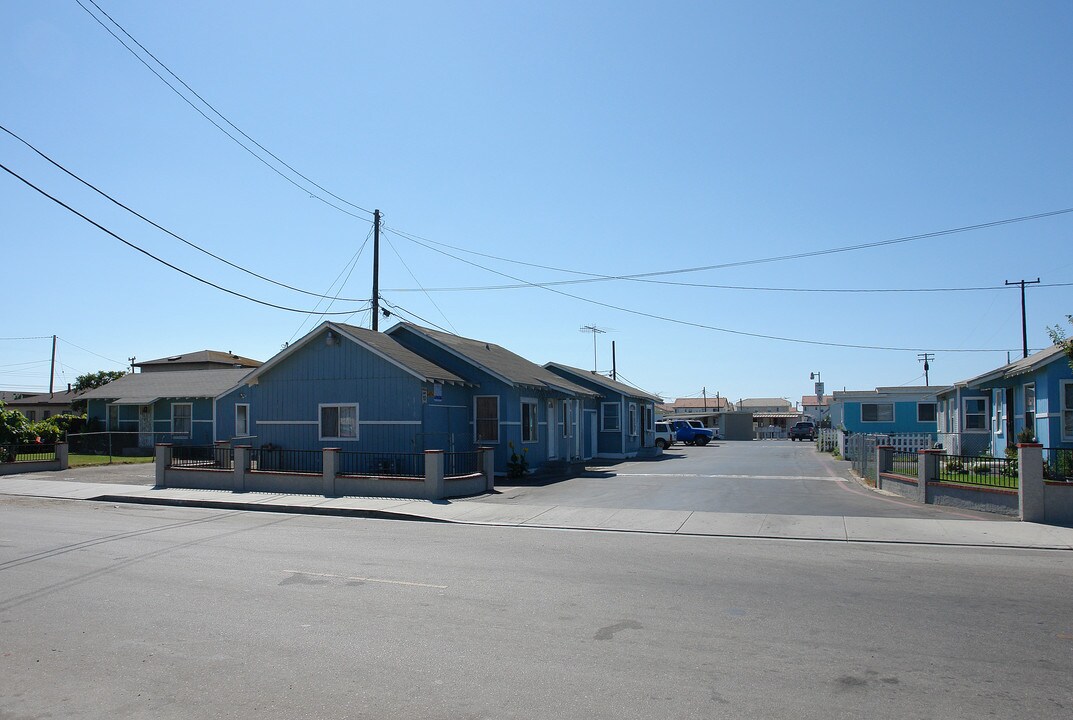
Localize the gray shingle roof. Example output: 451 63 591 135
962 344 1067 386
389 323 599 397
544 362 661 402
77 368 254 402
135 350 262 369
334 324 465 384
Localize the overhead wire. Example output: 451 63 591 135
75 0 374 221
0 124 372 302
285 226 373 343
0 161 369 316
381 228 458 334
377 297 453 334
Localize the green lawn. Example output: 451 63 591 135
68 454 154 467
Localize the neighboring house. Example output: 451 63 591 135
3 387 81 421
80 368 254 451
544 363 660 459
829 386 948 435
134 350 261 373
216 322 468 455
660 396 732 416
737 397 799 432
386 322 601 473
800 394 833 424
937 344 1073 457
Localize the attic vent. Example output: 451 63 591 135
167 355 182 361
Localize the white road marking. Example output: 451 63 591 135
281 570 447 589
614 473 847 481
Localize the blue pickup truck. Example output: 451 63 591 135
667 420 716 446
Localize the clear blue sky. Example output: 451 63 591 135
2 1 1071 405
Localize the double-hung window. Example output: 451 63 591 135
1061 381 1073 441
236 404 250 436
320 404 358 440
521 399 538 443
962 397 988 432
993 390 1004 435
601 402 620 432
917 403 937 423
172 403 192 437
475 396 499 443
861 403 893 423
1023 384 1036 436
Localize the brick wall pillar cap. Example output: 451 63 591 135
1017 443 1043 448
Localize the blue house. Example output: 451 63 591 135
544 362 660 459
385 322 601 472
829 386 948 435
80 367 255 452
943 344 1073 458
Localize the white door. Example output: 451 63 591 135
138 405 153 448
547 400 557 459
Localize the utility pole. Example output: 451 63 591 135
49 335 57 396
1005 278 1040 358
372 209 381 331
917 352 934 386
611 341 617 381
702 386 708 412
579 324 607 372
128 356 137 374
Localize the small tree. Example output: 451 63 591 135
1048 314 1073 370
71 370 127 411
0 402 34 446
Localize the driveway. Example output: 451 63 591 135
483 440 1005 520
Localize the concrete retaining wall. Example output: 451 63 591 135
878 472 917 501
927 482 1018 517
1043 482 1073 526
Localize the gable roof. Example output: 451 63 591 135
667 396 732 410
387 323 599 397
962 344 1068 387
801 395 832 407
243 322 465 386
738 397 792 408
135 350 262 370
544 362 661 402
3 388 82 408
78 368 254 404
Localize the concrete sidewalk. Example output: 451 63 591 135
3 475 1073 550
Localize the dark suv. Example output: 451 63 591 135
789 421 816 441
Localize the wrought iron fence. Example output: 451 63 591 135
0 443 57 463
250 448 323 474
934 432 992 457
338 451 424 479
936 454 1017 489
1043 447 1073 482
169 445 234 470
445 451 481 478
891 451 917 478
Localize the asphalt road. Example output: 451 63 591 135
491 440 1002 520
1 497 1070 719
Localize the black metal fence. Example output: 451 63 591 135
891 451 917 478
1043 447 1073 482
251 448 323 474
445 451 481 478
937 455 1017 489
338 451 424 479
0 443 57 463
170 445 234 470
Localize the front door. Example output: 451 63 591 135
138 405 153 448
1005 388 1015 440
547 400 558 459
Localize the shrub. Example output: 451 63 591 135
506 441 529 479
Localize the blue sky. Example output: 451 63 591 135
2 0 1071 405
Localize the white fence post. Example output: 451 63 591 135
424 450 445 500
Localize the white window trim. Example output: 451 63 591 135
235 403 250 437
474 395 500 444
171 402 193 437
994 390 1004 436
520 397 538 444
960 396 990 434
601 402 621 432
1061 380 1073 442
860 402 894 424
916 402 937 424
628 402 638 437
319 403 359 441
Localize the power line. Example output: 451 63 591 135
75 0 374 221
377 297 453 334
382 230 458 334
0 161 370 316
286 226 373 342
0 124 374 303
388 225 1029 353
57 338 125 366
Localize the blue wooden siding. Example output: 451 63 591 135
87 397 214 445
841 400 939 434
984 360 1073 452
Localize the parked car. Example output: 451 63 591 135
654 422 675 450
668 419 715 446
789 421 816 441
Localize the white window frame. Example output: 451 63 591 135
474 395 500 444
916 402 937 423
520 397 538 444
1023 383 1036 435
628 402 639 437
961 396 989 433
1061 380 1073 442
601 402 621 432
172 403 193 438
994 389 1004 436
235 403 250 437
644 404 654 433
861 403 894 423
319 403 358 441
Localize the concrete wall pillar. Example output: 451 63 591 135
155 443 172 488
918 449 942 504
56 442 69 470
877 445 894 476
480 446 495 492
425 449 445 500
234 445 250 492
1018 443 1045 523
323 447 339 497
